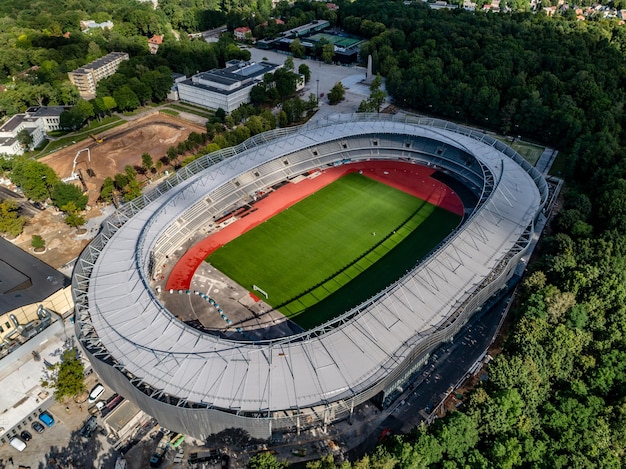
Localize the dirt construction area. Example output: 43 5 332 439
40 112 207 206
4 112 206 270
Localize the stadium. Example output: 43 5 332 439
72 114 548 440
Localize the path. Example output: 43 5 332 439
534 147 558 175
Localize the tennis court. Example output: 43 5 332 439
308 32 362 48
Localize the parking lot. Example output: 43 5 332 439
0 366 121 469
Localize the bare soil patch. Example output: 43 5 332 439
12 208 91 268
40 112 206 205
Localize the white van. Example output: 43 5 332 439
88 383 105 403
9 437 26 451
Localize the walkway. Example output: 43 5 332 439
534 147 558 175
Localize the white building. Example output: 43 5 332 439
80 20 114 32
68 52 129 99
177 60 281 113
0 106 68 156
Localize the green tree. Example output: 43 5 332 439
284 56 295 71
248 451 287 469
328 82 345 105
42 348 86 402
322 43 334 64
298 63 311 83
113 86 140 111
10 159 58 202
128 77 152 105
290 38 305 58
61 201 85 227
31 234 45 249
368 74 387 112
0 200 27 237
64 212 85 228
60 99 95 130
51 182 88 211
100 177 115 203
125 178 143 200
141 152 154 173
17 129 34 151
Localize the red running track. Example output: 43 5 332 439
165 161 463 291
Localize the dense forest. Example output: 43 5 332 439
307 2 626 468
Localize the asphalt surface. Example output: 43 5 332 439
0 186 43 217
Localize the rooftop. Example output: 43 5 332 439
0 238 69 315
71 52 128 74
25 106 69 118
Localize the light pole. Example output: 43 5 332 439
316 79 319 105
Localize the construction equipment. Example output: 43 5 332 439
90 134 103 144
63 148 90 183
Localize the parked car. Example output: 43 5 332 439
31 421 45 433
39 410 55 427
20 430 32 442
88 383 105 403
9 437 26 452
80 416 98 439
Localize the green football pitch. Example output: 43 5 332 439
207 173 461 328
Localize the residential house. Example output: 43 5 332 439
148 35 164 54
234 27 252 41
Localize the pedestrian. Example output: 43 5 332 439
8 456 13 465
79 405 83 411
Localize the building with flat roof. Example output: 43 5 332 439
177 60 280 112
103 399 148 442
68 52 129 99
0 237 70 354
0 106 69 156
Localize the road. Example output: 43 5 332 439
346 292 512 460
0 185 43 217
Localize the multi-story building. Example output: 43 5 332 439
177 60 280 112
0 106 69 156
68 52 129 99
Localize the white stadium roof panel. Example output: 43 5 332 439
75 115 546 436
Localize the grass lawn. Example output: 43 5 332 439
208 173 461 328
549 151 568 177
160 109 179 117
166 103 215 119
34 116 123 158
508 140 544 166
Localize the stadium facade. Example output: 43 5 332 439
73 115 548 439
